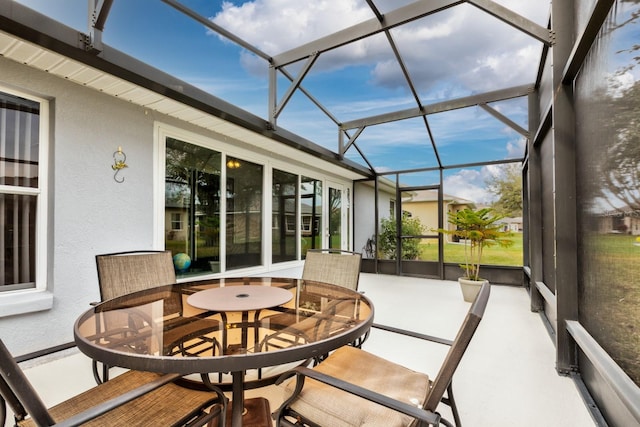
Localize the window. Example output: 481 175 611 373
0 89 47 295
226 156 263 270
301 176 322 257
285 215 296 233
272 169 297 263
170 213 182 230
165 138 221 276
301 216 312 232
158 126 350 274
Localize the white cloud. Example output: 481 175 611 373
212 0 372 54
444 169 494 204
211 1 549 96
506 137 526 157
444 162 525 204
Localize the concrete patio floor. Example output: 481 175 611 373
6 272 596 426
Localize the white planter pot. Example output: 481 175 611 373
458 277 488 302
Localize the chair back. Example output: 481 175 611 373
302 249 362 291
0 339 55 426
423 282 491 412
96 250 176 301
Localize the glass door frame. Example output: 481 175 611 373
326 181 350 251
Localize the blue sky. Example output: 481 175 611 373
15 0 550 202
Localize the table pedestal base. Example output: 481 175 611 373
211 397 272 427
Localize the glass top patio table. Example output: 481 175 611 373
74 276 374 427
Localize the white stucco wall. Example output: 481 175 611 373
0 56 159 356
353 181 394 257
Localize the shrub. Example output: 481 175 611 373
379 212 425 260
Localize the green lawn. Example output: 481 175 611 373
581 233 640 385
418 233 523 266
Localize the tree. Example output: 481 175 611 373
485 163 522 217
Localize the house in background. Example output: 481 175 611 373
593 206 640 235
403 190 524 237
500 217 523 233
402 189 474 241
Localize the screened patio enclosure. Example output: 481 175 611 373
0 0 638 425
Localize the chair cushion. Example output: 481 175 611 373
282 346 430 427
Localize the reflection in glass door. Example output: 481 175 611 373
301 177 322 258
398 185 441 277
328 186 343 250
272 169 298 263
164 138 221 276
226 156 263 270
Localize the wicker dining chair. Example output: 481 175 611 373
301 249 362 292
0 339 226 427
304 249 367 348
273 282 491 427
259 250 362 329
256 250 364 376
93 250 222 383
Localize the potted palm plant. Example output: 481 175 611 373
437 207 513 302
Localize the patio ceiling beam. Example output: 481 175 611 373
90 0 112 31
272 0 464 68
161 0 271 62
351 142 375 171
341 84 534 130
384 29 421 107
478 103 529 138
377 157 523 177
365 0 384 22
271 52 319 123
85 0 113 53
561 0 615 83
338 127 376 170
340 126 365 156
278 69 338 125
467 0 553 46
423 116 443 168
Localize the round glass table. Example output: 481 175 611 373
74 277 374 427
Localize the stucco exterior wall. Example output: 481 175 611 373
403 200 439 232
0 56 158 355
353 181 394 257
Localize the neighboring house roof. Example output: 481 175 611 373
502 217 523 224
596 205 640 217
402 189 474 205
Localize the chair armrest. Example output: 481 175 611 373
372 323 453 346
1 395 6 427
277 366 442 426
53 373 183 427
